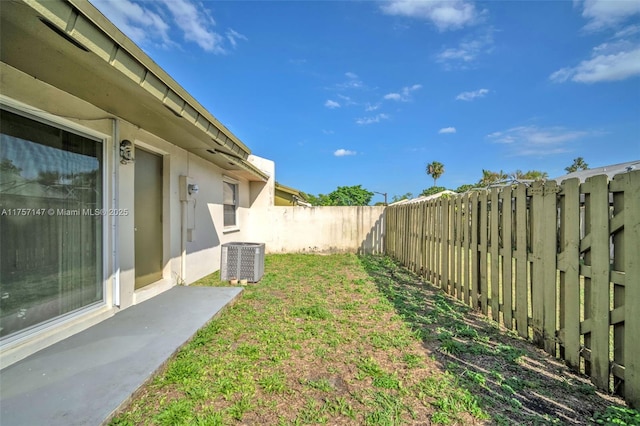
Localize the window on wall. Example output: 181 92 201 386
223 179 238 228
0 108 103 340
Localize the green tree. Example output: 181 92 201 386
0 158 21 175
455 183 480 193
391 192 413 203
328 185 373 206
306 193 333 206
308 185 374 206
565 157 589 173
426 161 445 186
420 186 448 197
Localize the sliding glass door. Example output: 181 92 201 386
0 108 103 339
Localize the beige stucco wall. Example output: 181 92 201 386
249 206 386 255
0 63 274 366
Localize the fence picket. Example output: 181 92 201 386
502 186 513 330
490 188 500 322
514 184 529 339
542 181 559 356
530 181 545 347
479 191 489 315
384 172 639 406
463 193 471 305
470 192 480 309
455 195 464 301
619 171 639 407
435 200 442 288
583 175 611 391
611 178 625 397
558 178 581 370
441 198 449 292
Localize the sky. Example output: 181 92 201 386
91 0 640 204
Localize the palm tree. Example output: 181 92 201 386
426 161 445 186
523 170 548 181
479 169 507 186
511 170 548 181
565 157 589 173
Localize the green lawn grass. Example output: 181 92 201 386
110 253 631 425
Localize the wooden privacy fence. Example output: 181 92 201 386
385 171 640 407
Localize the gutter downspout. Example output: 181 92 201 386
112 119 120 307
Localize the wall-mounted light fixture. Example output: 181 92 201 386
188 183 199 195
120 140 134 165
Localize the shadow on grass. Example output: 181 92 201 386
358 254 628 426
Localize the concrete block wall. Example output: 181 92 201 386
249 206 386 255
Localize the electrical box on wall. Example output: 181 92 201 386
179 176 197 201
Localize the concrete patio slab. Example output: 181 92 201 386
0 285 243 426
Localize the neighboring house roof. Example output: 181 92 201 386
552 160 640 183
275 183 311 207
0 0 268 181
389 190 457 205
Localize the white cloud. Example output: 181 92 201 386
439 127 457 134
159 0 225 53
550 41 640 83
380 0 479 31
383 93 403 101
334 72 364 90
92 0 232 53
578 0 640 31
92 0 172 47
383 84 422 102
456 88 489 101
334 149 357 157
487 125 593 156
365 102 381 111
337 94 358 106
436 29 494 68
614 24 640 38
356 113 390 125
325 100 341 109
226 29 247 48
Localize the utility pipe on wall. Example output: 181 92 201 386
181 198 187 284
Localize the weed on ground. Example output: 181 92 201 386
110 253 632 425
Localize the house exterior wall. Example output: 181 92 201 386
0 63 274 367
249 206 386 255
